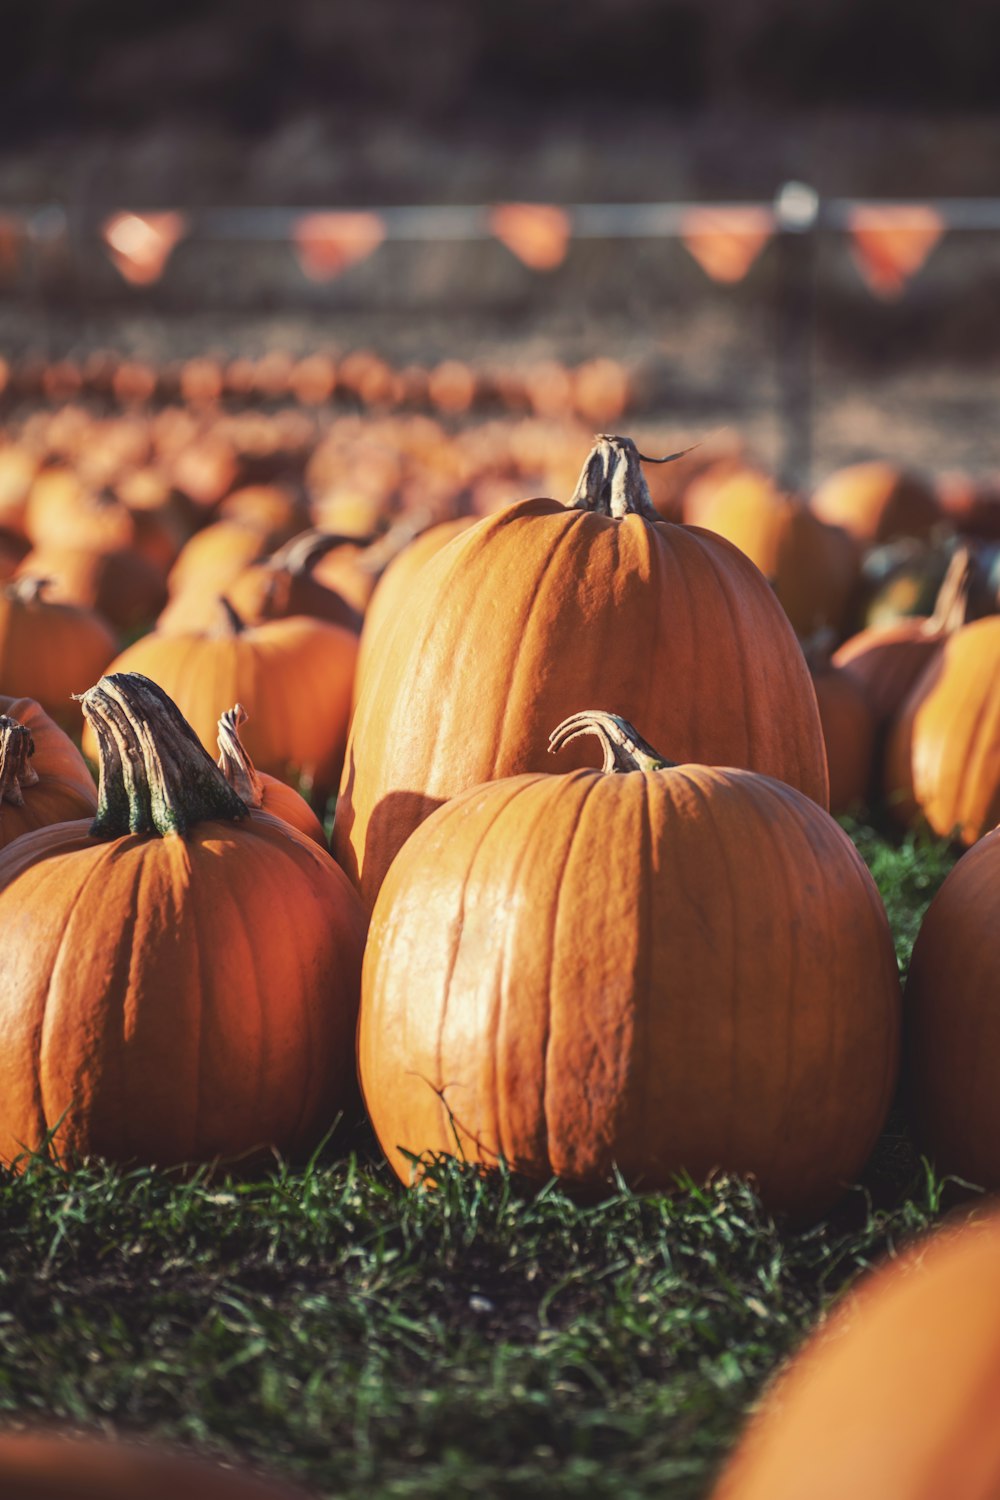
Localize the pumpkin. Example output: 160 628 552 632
87 599 356 788
336 435 829 910
0 696 97 848
353 516 475 706
0 673 366 1167
0 578 118 728
884 615 1000 845
804 637 875 815
712 1211 1000 1500
217 704 326 848
833 546 981 731
225 530 367 634
360 710 898 1215
0 444 38 536
0 1430 308 1498
683 469 859 636
809 460 940 546
25 469 135 554
905 825 1000 1184
15 544 167 631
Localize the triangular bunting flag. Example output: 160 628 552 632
489 203 571 271
848 205 945 299
102 212 188 285
680 207 775 283
293 211 385 281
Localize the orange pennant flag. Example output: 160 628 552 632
102 212 188 285
680 206 775 284
293 211 385 281
848 205 945 299
490 203 571 271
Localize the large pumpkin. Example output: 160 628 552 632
905 825 1000 1185
0 695 97 849
87 599 357 788
712 1210 1000 1500
337 436 829 909
885 615 1000 845
0 673 366 1168
0 1431 307 1499
359 711 899 1217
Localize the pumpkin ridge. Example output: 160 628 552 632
542 771 603 1175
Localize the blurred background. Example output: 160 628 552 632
2 0 999 475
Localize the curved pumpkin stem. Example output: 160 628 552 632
5 576 53 604
570 435 693 521
79 673 248 838
216 596 246 636
266 528 376 577
0 715 39 809
928 545 979 634
548 711 676 774
217 703 264 809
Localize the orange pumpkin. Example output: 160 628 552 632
712 1210 1000 1500
89 599 356 787
0 578 118 727
806 640 875 815
685 469 859 636
885 616 1000 845
905 825 1000 1184
217 704 326 847
810 460 941 545
0 695 97 849
225 530 367 634
16 544 167 631
359 711 898 1216
336 436 829 910
833 546 980 731
0 672 366 1167
0 1430 308 1498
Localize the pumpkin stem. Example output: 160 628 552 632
570 435 692 520
5 576 52 604
216 596 246 636
548 711 676 774
0 715 39 809
266 528 376 577
217 703 264 809
79 673 248 838
928 545 979 633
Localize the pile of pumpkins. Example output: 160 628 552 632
3 390 1000 1498
1 393 999 1217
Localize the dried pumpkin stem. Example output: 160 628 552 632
5 577 52 605
570 435 691 521
79 673 248 838
217 703 263 809
216 596 246 636
268 528 375 576
0 716 39 809
929 545 978 633
548 711 676 774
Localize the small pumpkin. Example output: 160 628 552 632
0 695 97 849
804 636 875 815
712 1211 1000 1500
225 530 368 634
15 544 167 631
0 577 118 728
810 460 941 546
833 546 982 732
884 615 1000 845
217 703 326 847
0 672 366 1168
359 711 898 1217
337 435 829 911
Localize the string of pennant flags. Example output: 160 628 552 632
2 187 999 299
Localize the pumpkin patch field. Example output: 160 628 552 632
1 375 999 1499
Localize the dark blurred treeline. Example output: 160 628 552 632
4 0 1000 137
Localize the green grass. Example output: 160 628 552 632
0 825 965 1498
